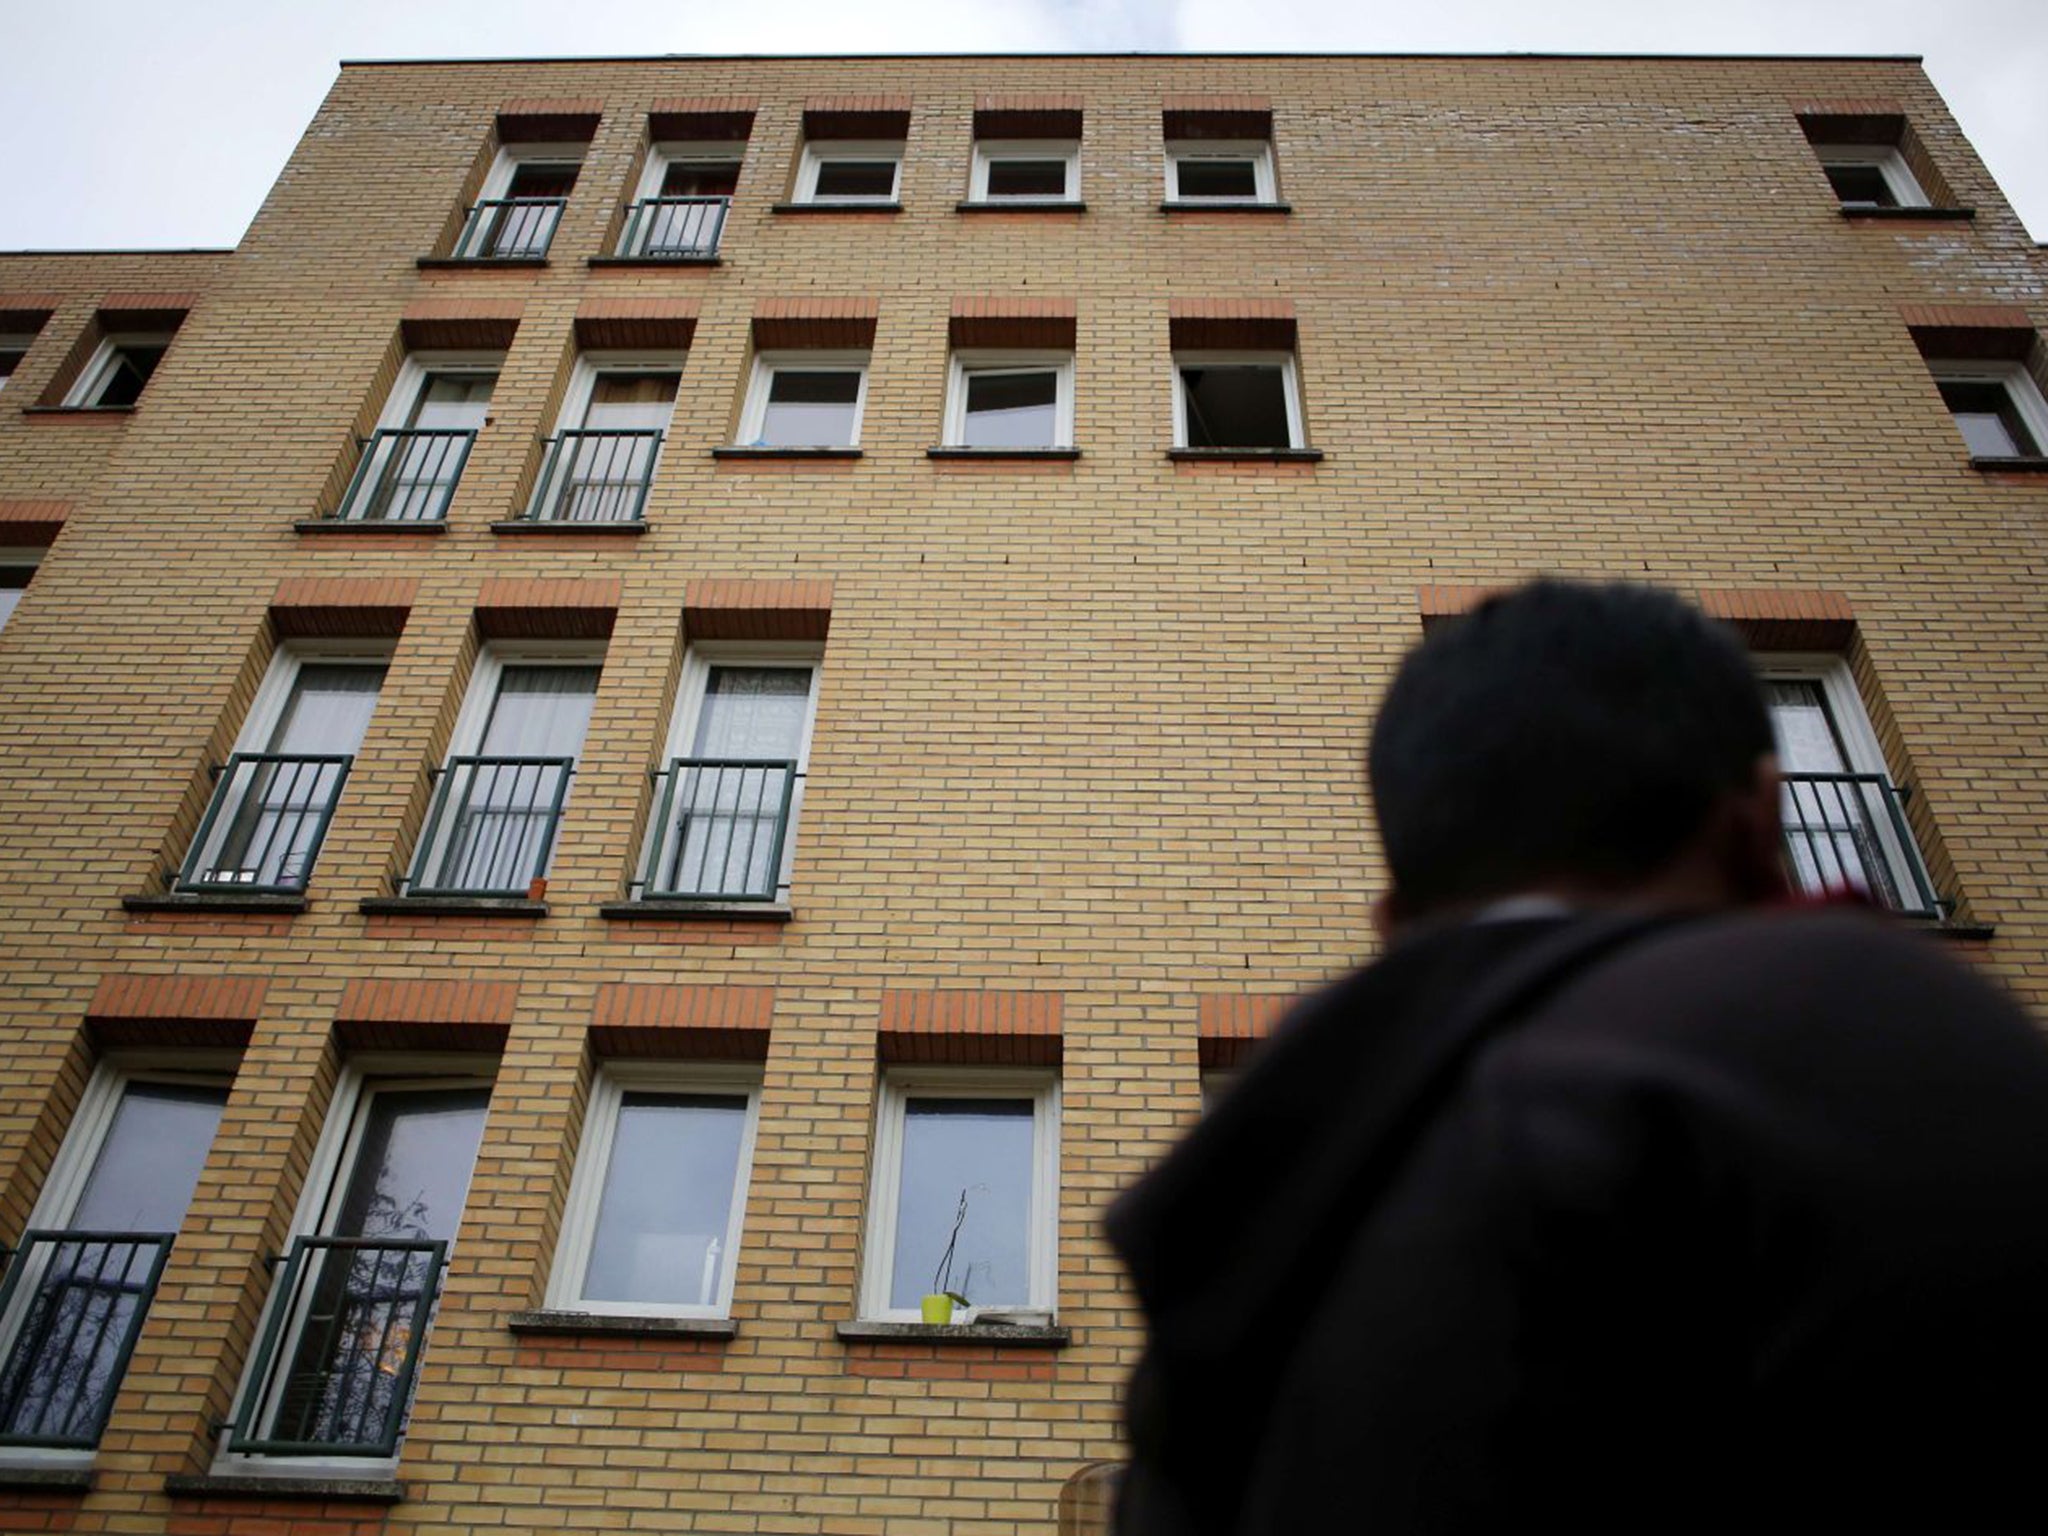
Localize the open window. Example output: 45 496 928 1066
453 146 583 260
526 358 680 523
337 354 499 523
737 353 868 449
944 351 1074 450
1798 111 1958 213
635 646 821 904
62 333 174 409
0 1060 230 1457
1173 352 1303 450
860 1071 1059 1324
0 550 38 635
1926 361 2048 461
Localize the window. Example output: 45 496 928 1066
453 147 582 259
861 1072 1059 1323
218 1062 490 1465
547 1065 761 1316
619 143 740 258
1762 658 1939 917
1926 360 2048 461
527 357 680 523
0 551 38 634
796 141 903 204
1165 141 1276 204
0 1060 230 1453
0 334 34 391
338 354 499 523
738 352 868 448
1173 351 1304 450
177 647 387 894
61 333 173 409
1813 143 1928 210
969 140 1079 204
636 647 821 902
943 351 1074 450
405 650 602 897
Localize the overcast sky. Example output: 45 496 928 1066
2 0 2043 248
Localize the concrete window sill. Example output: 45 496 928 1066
359 896 547 919
927 447 1081 461
712 446 862 461
507 1310 739 1339
835 1320 1069 1349
490 519 647 535
1168 447 1324 463
296 519 447 535
1837 205 1975 221
123 892 309 915
165 1473 405 1503
600 900 792 923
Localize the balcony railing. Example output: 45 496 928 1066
639 758 798 902
524 429 663 523
1781 771 1942 919
0 1231 176 1449
617 196 729 260
176 753 353 895
405 756 575 898
223 1236 445 1459
450 197 566 261
334 428 477 524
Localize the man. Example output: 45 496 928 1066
1107 580 2048 1535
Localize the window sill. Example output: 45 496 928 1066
587 254 723 268
166 1473 405 1504
955 200 1086 215
416 255 550 269
712 446 863 461
359 896 547 918
770 202 903 215
1837 205 1975 221
124 892 309 915
927 446 1081 461
296 518 447 535
1168 447 1323 463
836 1320 1069 1349
0 1467 94 1492
600 899 792 922
490 519 647 535
1908 916 1996 941
507 1310 739 1339
1160 200 1292 215
21 405 136 420
1969 455 2048 473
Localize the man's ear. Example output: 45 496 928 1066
1724 755 1792 905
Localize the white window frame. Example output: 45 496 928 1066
1171 350 1305 450
445 642 606 761
1164 139 1277 204
630 140 744 204
736 350 870 448
477 142 585 203
0 1054 234 1471
545 1062 763 1319
61 331 175 408
943 350 1075 450
211 1055 493 1480
1813 142 1928 208
1925 359 2048 459
968 139 1080 204
640 642 824 901
551 351 686 433
858 1069 1060 1325
233 642 392 755
795 140 903 205
374 351 502 434
0 547 41 634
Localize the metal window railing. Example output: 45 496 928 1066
451 197 566 261
1781 771 1943 919
617 196 729 259
525 429 663 523
638 758 799 902
0 1231 176 1450
221 1236 446 1459
405 756 575 898
176 753 354 896
334 428 477 523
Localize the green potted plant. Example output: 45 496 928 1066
921 1188 973 1325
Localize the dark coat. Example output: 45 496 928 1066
1105 908 2048 1534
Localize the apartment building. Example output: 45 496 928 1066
0 49 2044 1536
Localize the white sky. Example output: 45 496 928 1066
1 0 2043 248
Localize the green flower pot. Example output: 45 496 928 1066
921 1293 955 1325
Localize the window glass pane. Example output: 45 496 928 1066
963 369 1060 449
92 343 167 407
0 571 26 634
408 371 497 431
479 665 601 757
70 1083 228 1232
1766 681 1850 774
986 160 1068 198
812 159 897 198
506 162 580 199
1175 158 1259 199
329 1087 490 1242
889 1097 1034 1311
0 346 23 386
692 667 812 759
1180 365 1292 449
759 370 862 446
1823 163 1896 207
583 371 681 431
266 664 386 755
660 161 739 198
1939 380 2034 457
582 1092 748 1306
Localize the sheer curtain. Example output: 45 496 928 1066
438 666 601 891
663 668 812 898
1767 681 1895 905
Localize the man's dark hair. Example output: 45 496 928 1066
1369 580 1775 916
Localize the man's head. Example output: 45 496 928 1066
1369 579 1786 930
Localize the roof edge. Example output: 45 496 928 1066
336 50 1928 68
0 247 235 257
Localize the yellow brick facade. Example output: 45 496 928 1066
0 51 2043 1535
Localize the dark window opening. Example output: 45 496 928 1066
1824 163 1896 208
1175 158 1260 200
660 161 740 198
986 160 1068 199
1939 380 2042 458
812 159 898 199
1180 365 1293 449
